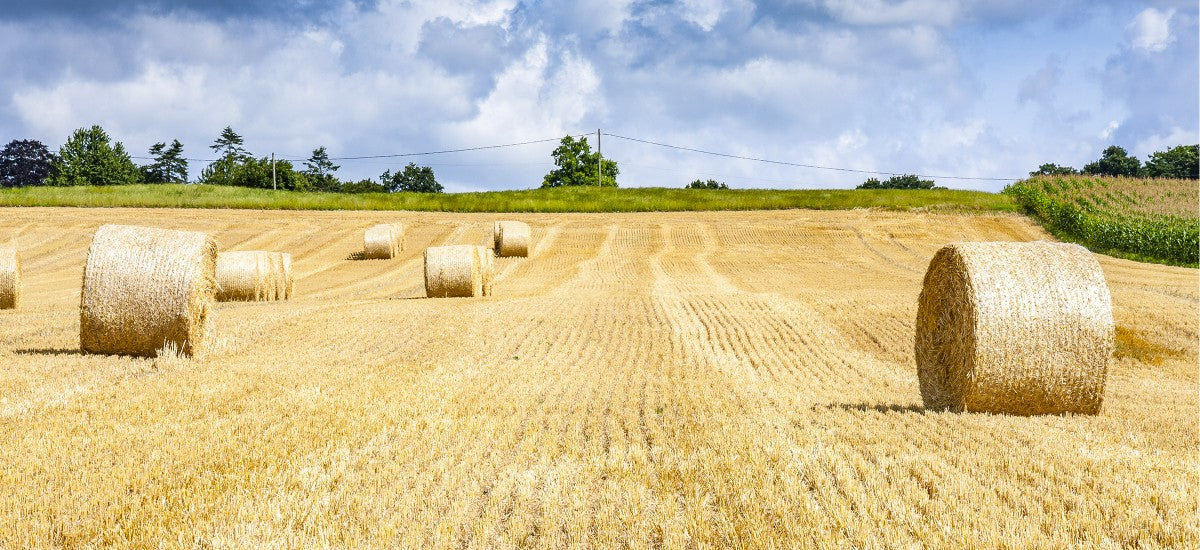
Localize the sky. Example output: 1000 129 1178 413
0 1 1196 192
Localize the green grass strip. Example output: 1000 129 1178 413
0 184 1017 214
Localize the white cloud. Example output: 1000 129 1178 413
820 0 961 27
1126 8 1175 52
1098 121 1120 141
1134 126 1198 158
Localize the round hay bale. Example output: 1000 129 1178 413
425 244 485 298
364 224 397 259
281 252 294 299
80 224 216 358
216 251 268 302
0 247 20 310
494 221 531 257
915 241 1113 415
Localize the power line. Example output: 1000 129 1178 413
601 132 1023 182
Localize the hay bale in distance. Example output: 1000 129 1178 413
216 251 269 302
425 244 491 298
0 247 19 310
494 221 531 257
80 224 216 357
364 223 399 259
281 252 294 299
914 241 1113 415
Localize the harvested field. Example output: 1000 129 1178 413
0 207 1195 547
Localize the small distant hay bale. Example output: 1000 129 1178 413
364 223 401 259
425 244 492 298
80 224 216 358
216 251 270 302
915 241 1113 415
0 247 19 310
494 221 531 257
281 252 294 299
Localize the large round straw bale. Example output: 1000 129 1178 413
216 251 268 302
281 252 294 299
425 244 487 298
915 241 1113 415
0 247 19 310
364 224 397 259
80 224 216 358
494 221 531 257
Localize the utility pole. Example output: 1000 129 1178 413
596 129 602 186
271 153 276 190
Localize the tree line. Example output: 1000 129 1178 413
1031 144 1198 179
0 125 444 193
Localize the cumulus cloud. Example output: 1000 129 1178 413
1126 8 1175 52
0 1 1195 191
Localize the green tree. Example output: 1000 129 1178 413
0 139 56 187
857 174 935 189
141 139 188 183
340 179 389 193
1143 144 1198 179
205 127 250 185
686 178 728 189
46 125 141 186
381 162 443 193
541 135 618 188
1029 163 1078 177
1082 145 1141 177
304 146 341 191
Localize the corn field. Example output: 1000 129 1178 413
1006 175 1199 266
0 207 1196 547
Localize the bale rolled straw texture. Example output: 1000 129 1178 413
914 241 1113 415
80 224 216 357
281 252 294 299
390 223 405 253
364 223 399 259
0 247 19 310
216 251 270 302
476 245 494 297
493 221 531 257
425 244 492 298
268 252 286 301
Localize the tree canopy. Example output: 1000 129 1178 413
1142 144 1198 179
46 125 141 186
1082 145 1141 177
0 139 56 187
857 174 936 190
542 136 618 188
381 163 442 193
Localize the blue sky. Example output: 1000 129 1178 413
0 1 1195 191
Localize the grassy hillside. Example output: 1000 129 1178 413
1005 176 1199 267
0 183 1017 213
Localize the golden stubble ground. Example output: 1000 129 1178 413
0 207 1196 548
